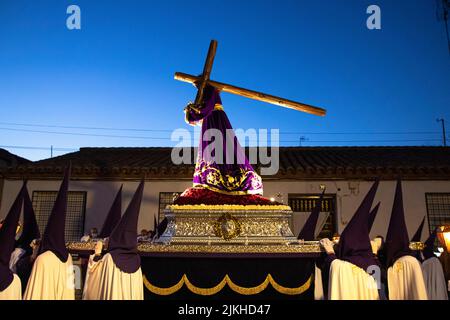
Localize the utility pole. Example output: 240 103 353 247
437 0 450 55
444 0 450 54
51 145 53 158
437 118 447 146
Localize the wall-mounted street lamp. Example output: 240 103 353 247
437 225 450 253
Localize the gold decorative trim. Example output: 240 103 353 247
409 242 425 251
393 261 403 273
144 243 322 253
168 204 292 211
66 242 323 254
227 275 269 295
160 205 295 243
67 242 98 251
268 274 312 295
184 275 228 296
16 223 22 235
193 157 263 195
66 241 429 254
214 104 224 111
213 213 242 240
143 275 185 296
143 274 312 296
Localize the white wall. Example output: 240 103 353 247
0 179 192 235
1 178 449 241
262 179 450 240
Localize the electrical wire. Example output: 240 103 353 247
0 122 174 133
0 127 443 144
0 122 441 136
0 145 76 151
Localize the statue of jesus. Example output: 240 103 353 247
184 85 263 196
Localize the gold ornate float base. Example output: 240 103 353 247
157 204 298 245
67 241 322 254
65 203 426 255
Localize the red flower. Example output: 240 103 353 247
174 187 279 206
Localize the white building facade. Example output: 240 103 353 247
1 146 449 242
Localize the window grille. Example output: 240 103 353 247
32 191 86 242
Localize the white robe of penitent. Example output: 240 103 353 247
0 274 22 300
421 257 448 300
387 255 428 300
82 253 143 300
23 251 75 300
9 248 26 274
314 264 324 300
328 259 379 300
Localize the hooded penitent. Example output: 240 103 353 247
411 217 425 243
297 191 324 241
0 183 25 291
98 185 123 239
107 180 144 274
185 85 263 195
368 202 381 232
156 217 168 239
15 185 41 256
410 217 426 262
38 164 71 262
153 216 158 235
385 180 413 268
423 228 438 260
336 180 380 271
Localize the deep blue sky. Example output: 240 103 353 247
0 0 449 161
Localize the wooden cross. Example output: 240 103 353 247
174 40 326 117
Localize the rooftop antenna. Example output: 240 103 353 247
299 136 308 146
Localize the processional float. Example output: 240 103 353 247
68 40 326 254
61 42 427 300
156 40 326 247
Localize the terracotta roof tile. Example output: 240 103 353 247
2 146 450 180
0 148 31 170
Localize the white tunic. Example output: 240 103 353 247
328 259 379 300
314 264 324 300
387 255 428 300
0 274 22 300
422 257 448 300
23 251 75 300
82 253 143 300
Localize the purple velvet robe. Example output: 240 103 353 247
185 85 263 195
